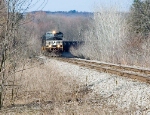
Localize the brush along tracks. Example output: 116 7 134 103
57 58 150 84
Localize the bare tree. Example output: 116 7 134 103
71 7 129 64
0 0 46 109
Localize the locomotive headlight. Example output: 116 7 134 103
57 45 60 48
49 45 52 48
52 31 56 34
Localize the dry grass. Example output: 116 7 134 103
0 58 149 115
0 58 99 114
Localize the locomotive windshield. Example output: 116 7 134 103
45 32 54 40
45 31 63 40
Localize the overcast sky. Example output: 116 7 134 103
27 0 133 12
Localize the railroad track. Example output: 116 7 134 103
57 57 150 84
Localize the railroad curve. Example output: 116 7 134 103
57 57 150 84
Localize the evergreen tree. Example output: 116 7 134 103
129 0 150 37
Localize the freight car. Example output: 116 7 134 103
63 40 84 52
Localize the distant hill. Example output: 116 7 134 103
29 10 93 17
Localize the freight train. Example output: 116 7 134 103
41 31 83 56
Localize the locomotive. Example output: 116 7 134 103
42 31 84 56
42 31 63 56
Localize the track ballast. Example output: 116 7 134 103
57 57 150 84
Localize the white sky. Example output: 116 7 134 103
27 0 133 12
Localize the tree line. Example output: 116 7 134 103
71 0 150 67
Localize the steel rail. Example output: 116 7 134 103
57 57 150 84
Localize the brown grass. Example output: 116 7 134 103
0 58 146 115
0 58 96 114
